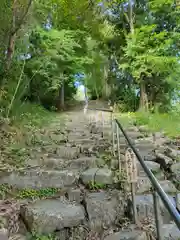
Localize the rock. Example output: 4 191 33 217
0 200 20 235
90 124 102 134
68 133 91 142
21 199 85 234
176 193 180 211
136 161 161 175
155 135 171 146
56 146 80 159
0 228 8 240
40 157 64 169
143 152 157 162
128 194 176 224
9 234 27 240
135 143 155 159
43 157 97 171
136 178 177 194
136 161 164 180
50 134 66 144
66 188 82 203
171 162 180 188
68 226 88 240
136 177 151 193
66 157 97 170
138 125 149 133
161 223 180 239
68 138 94 145
135 142 155 151
84 191 120 229
135 137 154 144
0 170 78 189
80 168 113 185
126 131 144 139
155 152 173 166
160 180 177 193
104 229 147 240
165 147 180 161
171 162 180 176
126 126 139 132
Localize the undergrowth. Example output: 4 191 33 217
0 102 65 168
0 184 61 200
116 106 180 138
28 232 55 240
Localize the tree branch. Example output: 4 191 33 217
11 0 33 35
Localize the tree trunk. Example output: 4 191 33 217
139 80 148 111
84 85 88 101
6 33 16 71
129 0 134 34
60 80 65 110
5 0 33 73
58 80 65 110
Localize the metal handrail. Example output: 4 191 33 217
115 119 180 229
86 107 180 234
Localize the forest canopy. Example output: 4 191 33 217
0 0 180 116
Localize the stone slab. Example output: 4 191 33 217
21 199 85 234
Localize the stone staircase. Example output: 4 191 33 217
0 108 180 239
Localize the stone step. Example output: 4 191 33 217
160 223 180 239
136 161 164 180
0 170 78 189
135 142 155 152
55 146 80 159
0 229 8 240
80 168 113 185
128 194 176 224
136 177 177 194
41 156 98 171
68 138 95 145
84 190 125 230
9 234 26 240
104 224 147 240
21 199 85 234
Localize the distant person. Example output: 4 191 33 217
108 100 113 111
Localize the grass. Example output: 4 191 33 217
28 232 55 240
0 102 66 168
10 102 57 129
0 184 62 200
116 107 180 138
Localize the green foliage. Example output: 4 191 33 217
0 184 12 199
0 0 180 137
123 107 180 137
17 187 60 200
87 180 107 190
29 232 55 240
0 184 61 200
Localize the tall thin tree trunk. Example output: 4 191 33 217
6 33 16 71
139 80 148 111
129 0 134 34
5 0 33 73
5 0 16 72
59 80 65 110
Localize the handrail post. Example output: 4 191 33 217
112 121 116 156
116 123 121 173
115 118 180 229
102 111 104 138
131 182 138 225
153 190 163 240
